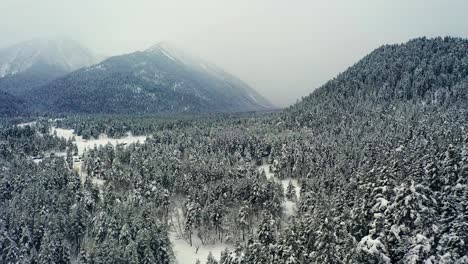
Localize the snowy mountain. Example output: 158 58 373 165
0 37 100 95
283 37 468 127
147 42 273 109
28 42 274 114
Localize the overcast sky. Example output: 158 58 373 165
1 0 467 106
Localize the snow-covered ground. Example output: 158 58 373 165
257 164 300 217
17 121 37 128
27 124 296 263
50 127 230 264
170 232 230 264
169 204 231 264
51 127 147 156
50 127 148 183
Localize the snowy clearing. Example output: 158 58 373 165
47 127 148 184
17 121 37 128
169 203 231 264
257 163 301 218
170 232 230 264
51 127 147 156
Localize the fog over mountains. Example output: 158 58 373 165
0 37 101 95
0 38 274 116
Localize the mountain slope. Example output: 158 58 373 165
284 37 468 127
0 91 26 116
0 37 99 95
234 37 468 263
148 43 273 110
27 42 273 114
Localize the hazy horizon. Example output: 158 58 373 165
1 0 467 107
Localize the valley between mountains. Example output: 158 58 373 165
1 37 467 264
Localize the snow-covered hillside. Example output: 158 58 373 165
0 37 99 78
147 42 274 110
27 42 274 114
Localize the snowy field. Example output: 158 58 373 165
169 203 231 264
17 121 37 128
49 127 148 183
51 127 147 156
170 231 230 264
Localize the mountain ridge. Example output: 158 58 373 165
283 36 468 127
26 42 274 114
